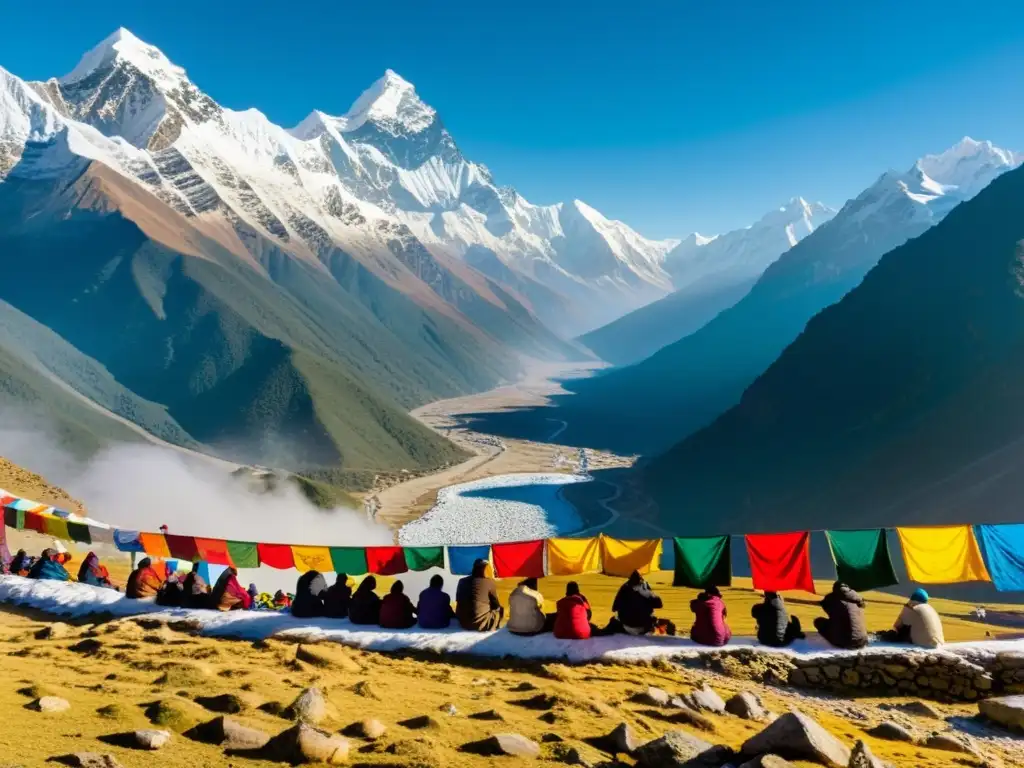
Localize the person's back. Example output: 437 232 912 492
456 560 503 632
324 575 352 619
28 551 70 582
613 571 663 634
292 571 328 618
554 586 592 640
417 576 454 629
349 577 382 625
895 591 944 648
817 582 867 649
182 565 210 609
507 580 546 636
126 558 164 599
379 582 416 629
690 589 731 647
211 568 251 611
752 592 788 646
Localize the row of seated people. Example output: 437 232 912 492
6 548 116 589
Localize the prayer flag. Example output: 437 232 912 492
89 526 114 546
330 547 369 576
366 546 408 575
976 524 1024 591
4 506 23 530
194 538 232 566
672 536 732 588
825 529 898 592
291 546 334 574
225 541 259 569
546 537 601 575
165 534 201 562
23 511 45 533
447 545 490 575
42 516 70 540
897 526 991 584
492 540 545 579
257 543 295 570
67 521 91 545
403 546 444 571
600 536 662 577
745 532 815 593
113 530 145 553
139 532 171 559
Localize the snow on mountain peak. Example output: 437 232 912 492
915 135 1022 192
60 28 186 90
341 69 435 134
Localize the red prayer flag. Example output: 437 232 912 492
165 534 201 562
492 540 545 578
23 511 46 533
257 543 295 570
366 546 408 575
745 532 815 593
195 538 233 566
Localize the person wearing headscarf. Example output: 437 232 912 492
77 552 114 589
554 581 597 640
27 548 70 582
379 580 417 629
9 549 34 576
181 562 210 608
291 570 329 618
752 591 804 647
324 573 352 619
507 577 553 636
689 585 731 647
417 574 455 629
209 567 252 611
126 557 165 599
348 575 382 625
815 581 868 649
612 570 666 635
455 559 503 631
882 588 944 648
273 590 292 610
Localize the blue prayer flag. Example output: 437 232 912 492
446 545 490 575
976 524 1024 591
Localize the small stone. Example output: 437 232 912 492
69 638 103 655
195 693 245 714
634 730 732 767
666 702 717 732
56 755 125 768
399 715 440 730
471 677 493 686
262 723 349 764
848 740 886 768
685 683 726 714
923 732 978 756
133 729 171 750
741 711 851 767
35 622 71 640
439 702 458 716
979 695 1024 731
738 756 795 768
512 682 538 692
824 665 842 680
542 733 564 743
892 701 942 719
468 733 541 758
867 721 914 742
285 687 328 725
468 709 504 721
186 716 270 750
634 686 671 707
593 721 641 755
357 718 387 739
726 692 768 720
33 696 70 713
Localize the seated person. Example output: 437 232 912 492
417 574 455 629
126 557 164 599
77 552 115 589
348 575 382 625
210 567 252 611
273 591 292 610
379 580 417 629
456 559 503 632
880 589 945 648
507 577 553 636
752 591 804 647
156 573 185 607
291 570 329 618
815 581 868 649
27 548 70 582
612 571 674 636
182 562 210 608
324 573 352 619
554 581 597 640
8 549 34 576
247 583 259 609
690 585 732 647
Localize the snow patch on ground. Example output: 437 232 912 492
398 473 590 546
3 576 1022 665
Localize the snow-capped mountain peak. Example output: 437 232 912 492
914 136 1023 196
60 27 186 91
342 69 435 134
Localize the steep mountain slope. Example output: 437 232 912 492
554 138 1021 453
645 163 1024 534
580 198 835 365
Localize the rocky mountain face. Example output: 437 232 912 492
645 163 1024 534
552 137 1022 454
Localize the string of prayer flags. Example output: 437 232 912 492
745 532 815 592
447 545 491 575
599 536 662 577
896 526 991 584
329 547 369 576
824 529 898 592
672 536 732 588
42 516 70 541
975 524 1024 591
403 546 445 571
492 540 545 579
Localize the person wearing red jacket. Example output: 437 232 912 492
689 586 732 646
554 582 596 640
210 567 252 611
379 580 417 629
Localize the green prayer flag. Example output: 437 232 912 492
404 546 444 571
226 540 260 569
672 536 731 588
330 547 368 576
825 529 898 592
67 521 91 544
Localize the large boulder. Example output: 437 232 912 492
262 723 350 764
32 696 70 713
464 733 541 758
132 730 171 750
285 687 329 725
186 716 270 750
741 712 851 767
684 684 726 714
634 730 733 767
591 722 641 755
866 721 914 742
634 686 672 707
978 695 1024 731
726 692 768 720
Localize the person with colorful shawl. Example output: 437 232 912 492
182 562 210 608
77 552 115 589
27 548 70 582
210 567 252 611
126 557 165 599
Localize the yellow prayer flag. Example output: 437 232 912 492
139 532 171 559
896 526 991 584
41 516 70 541
546 537 601 576
291 546 334 574
600 535 662 577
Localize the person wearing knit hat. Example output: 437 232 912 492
881 587 944 647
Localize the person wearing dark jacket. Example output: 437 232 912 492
379 580 417 629
815 581 868 649
752 591 804 647
8 549 33 576
324 573 352 619
291 570 329 618
182 562 210 608
348 575 382 625
417 574 455 629
28 548 70 582
456 559 503 631
612 570 671 635
689 586 731 646
77 552 115 589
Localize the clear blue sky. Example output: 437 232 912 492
4 0 1024 238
